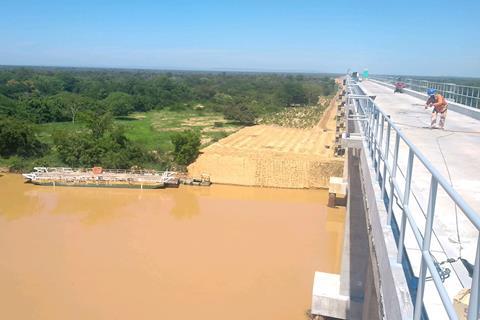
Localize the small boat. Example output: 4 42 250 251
179 173 212 186
22 167 179 190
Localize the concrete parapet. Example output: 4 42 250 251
357 136 414 319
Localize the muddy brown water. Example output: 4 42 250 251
0 174 345 320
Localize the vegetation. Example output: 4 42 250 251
223 104 257 125
260 104 329 128
0 116 46 158
53 111 151 168
170 130 201 165
0 67 338 171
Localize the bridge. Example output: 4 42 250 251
311 76 480 319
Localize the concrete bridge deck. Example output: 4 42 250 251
360 80 480 318
311 79 479 320
360 80 480 257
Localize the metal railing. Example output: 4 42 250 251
346 78 480 320
31 166 172 175
370 75 480 109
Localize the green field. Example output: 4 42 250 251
40 109 242 153
0 109 243 171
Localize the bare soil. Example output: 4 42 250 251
188 94 344 188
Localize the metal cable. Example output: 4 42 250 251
435 133 463 260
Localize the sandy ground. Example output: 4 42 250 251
188 94 344 188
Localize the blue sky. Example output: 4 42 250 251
1 0 479 76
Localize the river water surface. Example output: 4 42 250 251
0 174 344 320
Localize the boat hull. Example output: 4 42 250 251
31 181 165 189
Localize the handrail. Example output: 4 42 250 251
369 75 480 109
346 77 480 320
347 87 480 230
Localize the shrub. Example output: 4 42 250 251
0 117 46 158
223 104 257 125
170 130 201 165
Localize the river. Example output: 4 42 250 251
0 174 345 320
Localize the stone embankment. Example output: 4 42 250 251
188 91 345 189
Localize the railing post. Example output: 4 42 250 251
381 121 391 199
376 114 385 181
413 176 439 320
467 236 480 320
452 84 458 103
475 88 480 109
397 149 414 263
372 109 380 159
368 100 375 152
387 133 400 225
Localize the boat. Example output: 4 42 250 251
22 167 179 189
179 173 212 186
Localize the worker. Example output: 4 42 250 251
425 88 448 129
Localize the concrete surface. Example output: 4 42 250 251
312 272 349 319
359 80 480 319
370 79 480 121
328 176 347 197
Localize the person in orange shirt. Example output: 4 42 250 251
425 88 448 129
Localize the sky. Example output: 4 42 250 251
1 0 479 77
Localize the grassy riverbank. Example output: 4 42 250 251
37 109 242 153
0 109 244 171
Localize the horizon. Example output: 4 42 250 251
2 64 480 80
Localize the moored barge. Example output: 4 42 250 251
22 167 179 189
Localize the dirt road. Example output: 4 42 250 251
188 95 343 188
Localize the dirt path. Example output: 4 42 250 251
188 93 344 188
315 92 339 132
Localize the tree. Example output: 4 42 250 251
277 81 307 106
54 115 150 168
81 110 114 139
0 93 17 116
102 92 135 116
170 130 201 165
54 131 97 166
48 92 92 124
57 72 79 92
303 83 324 106
33 75 64 95
20 96 68 123
0 117 45 157
212 92 234 106
223 104 257 125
